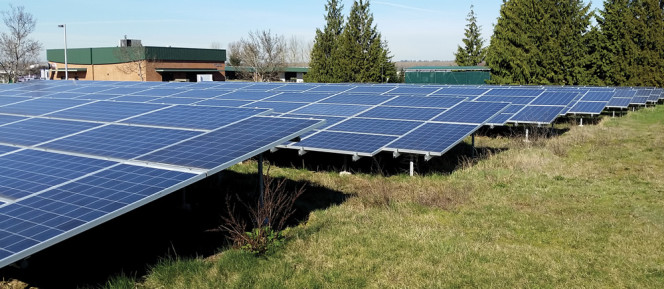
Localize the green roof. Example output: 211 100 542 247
405 66 489 71
47 46 226 65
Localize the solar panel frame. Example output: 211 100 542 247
384 123 480 156
289 131 397 156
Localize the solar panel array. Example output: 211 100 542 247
1 80 662 268
2 81 661 159
0 82 324 268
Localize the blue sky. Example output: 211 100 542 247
2 0 601 61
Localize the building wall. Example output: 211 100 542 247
50 61 225 82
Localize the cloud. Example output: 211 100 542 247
373 1 446 15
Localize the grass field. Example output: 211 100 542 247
98 105 664 288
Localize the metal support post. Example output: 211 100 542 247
409 155 414 177
471 133 476 158
579 117 584 127
258 153 264 208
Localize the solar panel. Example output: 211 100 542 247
291 131 396 156
0 98 90 116
215 91 277 100
630 96 649 105
241 101 308 113
0 118 101 146
567 101 607 115
606 97 632 108
431 87 489 96
137 116 323 169
131 88 182 97
111 95 161 103
148 97 202 105
432 101 508 124
265 92 333 102
358 106 445 121
346 86 395 94
386 123 480 156
44 92 85 99
292 103 371 117
509 105 565 124
39 125 202 159
47 101 167 122
306 84 354 93
122 106 268 130
484 88 543 97
75 93 119 100
320 93 393 105
581 91 614 102
473 96 534 105
194 99 252 107
384 96 465 108
384 86 440 95
0 164 197 267
0 150 116 200
327 118 421 136
173 89 229 98
100 87 148 95
0 115 26 125
614 89 637 98
0 144 18 155
530 91 579 106
486 113 514 126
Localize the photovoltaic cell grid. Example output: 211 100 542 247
0 82 327 269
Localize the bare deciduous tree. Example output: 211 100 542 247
114 43 148 81
0 5 41 83
234 30 286 82
285 35 312 66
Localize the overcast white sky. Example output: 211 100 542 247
1 0 601 61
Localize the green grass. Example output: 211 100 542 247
102 106 664 288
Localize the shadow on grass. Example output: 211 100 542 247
0 170 349 288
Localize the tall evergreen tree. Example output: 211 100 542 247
454 5 487 66
629 0 664 86
486 0 592 85
336 0 396 83
596 0 639 86
305 0 344 83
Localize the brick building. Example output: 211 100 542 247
46 45 226 82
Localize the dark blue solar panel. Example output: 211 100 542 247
48 101 167 122
124 105 267 130
0 98 91 116
606 97 632 108
0 164 195 262
358 106 445 121
241 101 308 113
647 91 660 103
111 95 161 103
484 88 543 97
614 89 636 98
346 86 395 94
486 113 513 125
328 118 421 136
384 96 465 108
100 87 148 95
148 97 201 105
132 88 182 97
386 123 479 154
0 145 18 155
474 96 534 105
384 86 440 95
265 92 332 102
292 103 371 117
431 88 489 96
503 104 526 113
433 101 508 124
306 85 354 93
320 93 392 105
530 91 579 106
635 89 651 96
195 99 252 107
509 105 565 124
0 118 101 146
0 115 25 125
138 116 322 169
74 93 120 100
568 101 607 114
294 131 396 155
215 91 277 100
270 84 318 92
43 92 85 99
65 86 112 94
630 96 649 105
173 89 229 98
582 91 614 102
240 83 283 91
280 114 346 127
39 125 201 159
0 150 115 200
